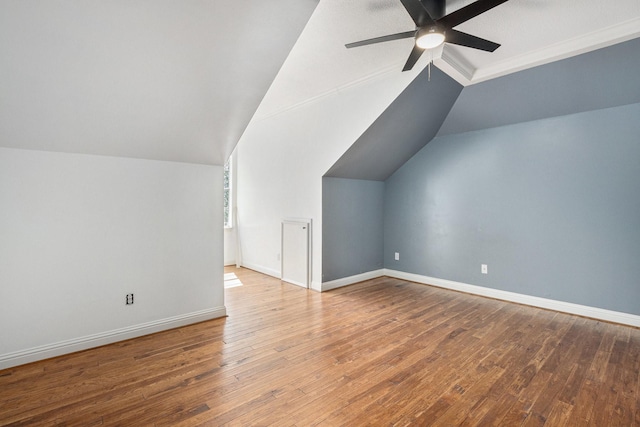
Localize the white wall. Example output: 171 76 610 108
0 147 225 368
224 228 237 266
236 71 417 289
231 0 426 288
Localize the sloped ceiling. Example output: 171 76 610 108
434 0 640 85
1 0 639 170
325 36 640 181
260 0 640 111
0 0 318 165
439 37 640 137
314 0 639 181
325 66 462 181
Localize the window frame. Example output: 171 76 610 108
223 155 233 229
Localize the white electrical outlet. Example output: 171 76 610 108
394 252 400 261
481 264 488 274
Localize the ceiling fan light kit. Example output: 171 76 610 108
346 0 510 71
416 27 445 49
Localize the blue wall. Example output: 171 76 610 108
384 102 640 315
322 177 384 282
438 38 640 137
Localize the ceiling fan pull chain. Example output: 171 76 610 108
428 50 432 81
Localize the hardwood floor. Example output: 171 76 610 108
1 267 639 426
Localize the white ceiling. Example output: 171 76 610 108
251 0 640 126
0 0 318 165
437 0 640 84
1 0 638 166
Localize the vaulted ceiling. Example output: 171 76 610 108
1 0 639 170
0 0 319 165
326 36 640 181
259 0 640 118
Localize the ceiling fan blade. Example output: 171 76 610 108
402 44 425 71
400 0 435 27
345 30 415 48
446 29 500 52
437 0 509 28
419 0 446 20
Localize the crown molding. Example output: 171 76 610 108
437 17 640 87
255 61 410 121
433 46 475 86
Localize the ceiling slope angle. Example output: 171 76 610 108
438 37 640 137
338 0 640 86
325 64 463 181
0 0 319 165
434 0 640 85
323 0 640 181
252 0 435 121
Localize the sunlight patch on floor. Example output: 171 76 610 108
224 272 243 288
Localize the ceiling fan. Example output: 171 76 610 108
346 0 510 71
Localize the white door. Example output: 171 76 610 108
281 219 311 288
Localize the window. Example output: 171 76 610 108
223 156 232 228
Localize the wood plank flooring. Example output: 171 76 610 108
1 267 639 426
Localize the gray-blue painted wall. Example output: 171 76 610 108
384 102 640 315
322 177 384 282
325 66 462 181
438 38 640 137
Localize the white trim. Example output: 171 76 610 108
473 17 640 85
282 278 309 289
0 306 227 370
223 155 233 228
254 62 419 121
436 17 640 87
384 269 640 328
281 218 312 289
240 261 281 279
311 280 322 292
321 269 385 292
434 47 475 86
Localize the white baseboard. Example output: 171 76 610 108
384 269 640 328
282 279 309 289
239 261 280 279
0 306 227 370
321 269 385 292
239 261 321 291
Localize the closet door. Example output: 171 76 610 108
281 219 311 288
